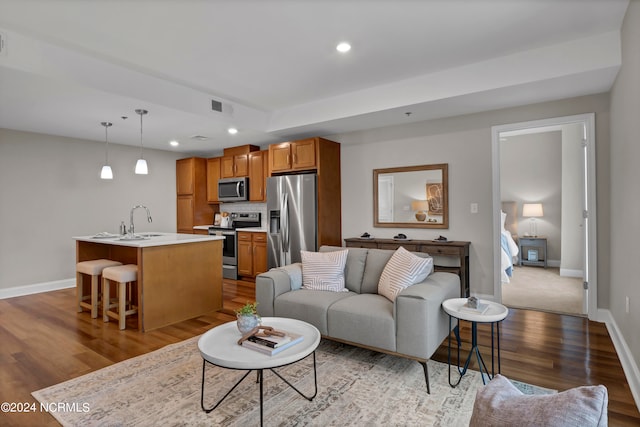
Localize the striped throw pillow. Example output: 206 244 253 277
301 250 349 292
378 247 433 301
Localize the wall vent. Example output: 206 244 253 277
211 99 223 112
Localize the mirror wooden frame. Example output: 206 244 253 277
373 163 449 229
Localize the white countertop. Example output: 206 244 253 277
192 225 267 233
193 225 213 230
73 232 225 248
236 227 267 233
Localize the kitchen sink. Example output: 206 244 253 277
139 233 163 237
119 234 149 241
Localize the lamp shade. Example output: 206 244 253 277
135 158 148 175
100 165 113 179
411 200 430 212
523 203 543 217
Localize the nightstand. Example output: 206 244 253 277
519 236 547 268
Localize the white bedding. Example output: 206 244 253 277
500 211 519 283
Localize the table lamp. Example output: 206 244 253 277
522 203 543 237
411 200 430 221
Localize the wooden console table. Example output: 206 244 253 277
344 238 471 297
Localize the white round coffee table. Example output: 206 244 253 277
198 317 321 426
442 298 509 387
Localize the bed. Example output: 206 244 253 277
501 201 519 283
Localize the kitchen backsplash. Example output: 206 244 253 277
220 202 268 228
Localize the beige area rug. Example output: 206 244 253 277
502 266 584 316
34 336 493 426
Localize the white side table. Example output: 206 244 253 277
442 298 509 387
198 317 321 426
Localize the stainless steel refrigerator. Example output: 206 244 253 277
267 174 317 269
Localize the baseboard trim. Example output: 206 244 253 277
0 278 75 299
599 308 640 411
559 268 583 278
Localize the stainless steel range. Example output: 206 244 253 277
209 212 261 280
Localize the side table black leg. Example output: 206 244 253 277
259 368 264 427
497 321 501 375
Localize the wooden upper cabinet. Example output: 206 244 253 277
221 155 249 178
221 145 258 178
248 150 268 201
291 138 317 170
176 158 197 195
269 138 317 173
206 157 221 203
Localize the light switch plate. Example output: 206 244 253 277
470 203 478 214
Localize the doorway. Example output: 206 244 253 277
491 113 597 320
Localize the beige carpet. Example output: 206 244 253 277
32 335 550 427
502 266 584 316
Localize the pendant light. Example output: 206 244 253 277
135 109 149 174
100 121 114 180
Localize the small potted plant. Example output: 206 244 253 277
235 301 260 334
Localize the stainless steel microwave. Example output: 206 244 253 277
218 177 249 202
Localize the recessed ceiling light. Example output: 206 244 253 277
228 127 238 135
336 42 351 53
169 140 179 147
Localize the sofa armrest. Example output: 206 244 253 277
394 272 460 359
255 263 302 317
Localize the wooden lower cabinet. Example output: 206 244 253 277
237 232 267 278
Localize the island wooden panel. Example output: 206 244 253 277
344 237 470 297
76 239 222 331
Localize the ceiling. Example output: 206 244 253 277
0 0 629 156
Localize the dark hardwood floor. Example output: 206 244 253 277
1 279 638 426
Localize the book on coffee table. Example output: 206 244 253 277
241 330 304 355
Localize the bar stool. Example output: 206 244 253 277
76 259 122 318
102 264 139 330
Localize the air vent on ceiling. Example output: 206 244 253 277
211 99 222 112
0 32 6 56
190 135 210 141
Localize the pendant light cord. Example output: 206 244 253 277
139 111 144 159
101 121 112 164
104 124 109 164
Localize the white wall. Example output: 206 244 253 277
332 93 610 298
609 0 640 378
0 128 183 292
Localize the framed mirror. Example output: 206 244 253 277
373 163 448 229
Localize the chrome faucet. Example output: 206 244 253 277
129 205 152 235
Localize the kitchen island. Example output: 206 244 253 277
73 233 224 331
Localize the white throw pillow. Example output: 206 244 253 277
378 247 433 301
301 250 349 292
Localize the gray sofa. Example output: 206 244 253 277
255 245 460 392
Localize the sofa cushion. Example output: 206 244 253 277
327 294 396 351
360 249 395 294
378 247 434 302
274 289 357 335
469 374 608 427
301 249 349 292
320 246 368 293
